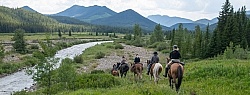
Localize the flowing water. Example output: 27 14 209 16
0 41 112 95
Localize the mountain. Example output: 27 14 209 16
48 16 90 25
54 5 116 22
247 10 250 15
194 18 218 25
170 23 207 31
21 6 37 13
91 9 169 31
147 15 193 27
148 15 219 30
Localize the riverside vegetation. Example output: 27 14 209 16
1 0 250 94
13 41 250 95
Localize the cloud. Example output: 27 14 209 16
0 0 249 20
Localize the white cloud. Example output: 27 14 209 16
0 0 249 20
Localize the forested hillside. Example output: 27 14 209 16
0 6 131 33
0 6 91 33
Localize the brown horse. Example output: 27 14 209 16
166 58 184 92
147 60 163 84
131 63 143 81
111 64 119 76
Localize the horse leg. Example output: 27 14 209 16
125 71 127 77
168 78 172 88
140 68 143 80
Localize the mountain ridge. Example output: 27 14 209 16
54 5 116 22
91 9 170 31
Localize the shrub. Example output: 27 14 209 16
74 74 120 89
114 43 124 49
30 44 39 49
91 70 105 74
74 55 83 64
148 42 160 48
156 42 167 51
95 52 105 59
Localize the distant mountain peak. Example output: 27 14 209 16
21 6 37 13
54 5 116 22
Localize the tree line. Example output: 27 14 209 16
0 6 132 33
125 0 249 59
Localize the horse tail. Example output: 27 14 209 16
177 65 183 91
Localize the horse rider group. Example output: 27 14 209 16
118 44 182 77
146 45 182 77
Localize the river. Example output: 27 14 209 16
0 41 113 95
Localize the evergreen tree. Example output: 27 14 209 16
150 24 164 44
58 30 62 38
246 20 250 47
12 29 27 54
133 24 142 40
170 29 175 47
203 24 211 58
0 44 4 59
193 25 202 58
69 30 72 36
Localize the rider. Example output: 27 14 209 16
134 54 140 64
163 45 181 77
147 51 159 75
121 56 126 64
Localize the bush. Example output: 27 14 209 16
156 42 167 51
95 52 105 59
30 44 39 49
74 74 120 88
114 43 124 49
148 42 160 48
74 55 83 64
91 70 105 74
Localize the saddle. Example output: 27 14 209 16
171 61 185 66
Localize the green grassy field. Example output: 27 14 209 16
0 32 124 40
13 42 250 95
59 43 250 95
54 59 250 95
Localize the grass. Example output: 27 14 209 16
54 59 250 95
78 42 123 71
0 32 123 40
13 41 250 95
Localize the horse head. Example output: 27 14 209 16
146 60 151 66
116 62 121 70
166 57 171 63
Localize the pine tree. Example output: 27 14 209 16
12 29 27 54
58 30 62 38
246 20 250 47
150 24 164 44
69 30 72 36
203 24 211 58
193 25 202 58
133 24 142 40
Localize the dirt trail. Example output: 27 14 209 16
94 44 154 71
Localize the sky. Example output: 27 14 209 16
1 0 250 21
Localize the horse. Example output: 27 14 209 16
147 60 163 84
117 62 129 78
166 58 184 92
111 64 119 76
131 63 143 81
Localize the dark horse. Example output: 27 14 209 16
111 64 119 76
166 58 184 92
131 63 143 81
117 62 129 78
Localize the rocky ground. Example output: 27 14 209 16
94 43 154 71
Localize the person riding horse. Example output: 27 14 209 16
147 52 159 75
132 54 141 69
163 45 181 77
134 54 140 64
